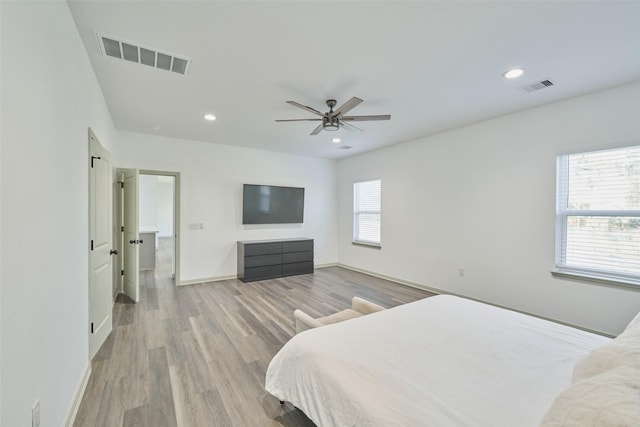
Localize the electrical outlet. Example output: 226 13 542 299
458 268 465 277
32 399 40 427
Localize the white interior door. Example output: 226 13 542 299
122 168 140 302
89 129 113 359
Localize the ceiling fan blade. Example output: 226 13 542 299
275 118 323 122
332 97 363 117
310 123 324 135
340 121 363 133
286 101 323 116
341 114 391 121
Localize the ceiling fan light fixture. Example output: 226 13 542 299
324 117 339 131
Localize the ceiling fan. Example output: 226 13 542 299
276 97 391 135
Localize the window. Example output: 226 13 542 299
556 145 640 284
353 179 381 246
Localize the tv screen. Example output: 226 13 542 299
242 184 304 224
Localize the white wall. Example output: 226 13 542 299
139 175 174 237
157 178 174 238
338 81 640 336
0 2 116 426
115 131 338 283
139 174 159 229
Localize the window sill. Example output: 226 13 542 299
551 270 640 290
352 241 381 249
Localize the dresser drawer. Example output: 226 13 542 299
244 265 282 281
282 240 313 253
282 261 313 277
244 242 282 256
282 251 313 264
245 254 282 268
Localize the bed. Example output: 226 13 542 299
265 295 629 427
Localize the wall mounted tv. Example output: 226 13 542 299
242 184 305 224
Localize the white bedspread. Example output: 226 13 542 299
265 295 610 427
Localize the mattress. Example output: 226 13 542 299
265 295 610 427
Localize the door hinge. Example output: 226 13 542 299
121 226 125 232
121 270 124 276
90 240 94 251
119 181 124 189
90 156 101 168
90 322 94 334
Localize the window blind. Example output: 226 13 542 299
354 179 381 245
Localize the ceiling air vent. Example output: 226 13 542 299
519 79 555 93
96 32 191 75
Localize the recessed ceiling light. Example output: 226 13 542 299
204 114 216 121
502 68 524 79
332 137 341 144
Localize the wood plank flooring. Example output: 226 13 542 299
74 238 435 426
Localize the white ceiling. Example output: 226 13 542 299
68 1 640 159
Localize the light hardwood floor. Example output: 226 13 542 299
74 238 435 426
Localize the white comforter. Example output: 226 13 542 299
265 295 610 427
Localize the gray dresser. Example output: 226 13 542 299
237 238 314 282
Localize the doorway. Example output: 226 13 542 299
139 171 179 282
114 170 180 301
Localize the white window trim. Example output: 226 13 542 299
352 240 382 249
551 269 640 289
554 145 640 288
353 179 381 247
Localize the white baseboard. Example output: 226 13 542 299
315 262 338 269
335 263 445 295
65 362 91 427
179 274 237 286
178 263 339 286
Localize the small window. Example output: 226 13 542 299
353 179 381 246
555 145 640 284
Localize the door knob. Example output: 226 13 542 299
110 249 118 255
139 239 144 244
129 240 136 244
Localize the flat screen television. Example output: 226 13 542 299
242 184 304 224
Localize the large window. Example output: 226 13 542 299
353 179 381 246
556 145 640 284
